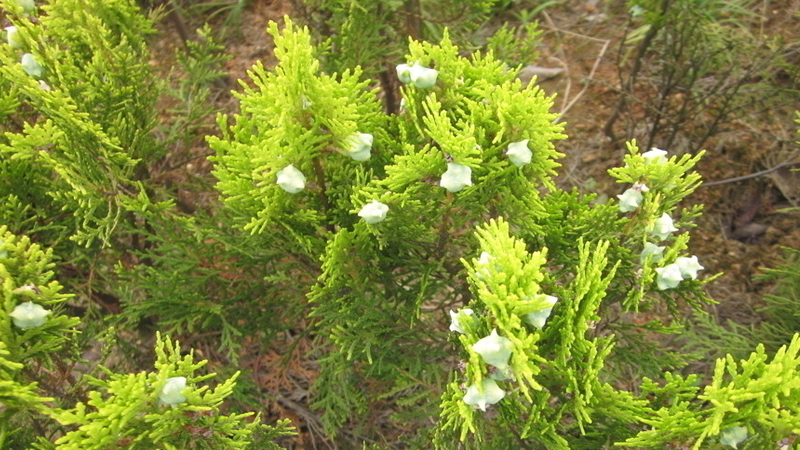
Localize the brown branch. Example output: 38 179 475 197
311 157 335 234
603 0 672 140
701 154 800 187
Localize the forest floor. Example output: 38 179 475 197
146 0 800 447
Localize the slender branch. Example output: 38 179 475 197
700 154 800 187
311 157 334 231
604 0 672 140
165 0 192 49
434 193 454 259
403 0 423 40
556 38 610 123
379 67 397 114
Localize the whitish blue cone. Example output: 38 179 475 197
655 263 683 290
506 139 532 167
396 63 438 88
649 213 678 240
642 148 668 163
346 132 373 161
640 242 665 263
440 163 472 193
396 63 413 84
675 255 703 280
719 425 748 449
523 295 558 328
6 26 21 48
617 188 643 212
358 200 389 224
472 329 513 371
409 65 438 88
21 53 44 79
159 377 187 406
449 308 475 334
475 251 494 280
276 165 306 194
463 378 505 411
9 301 51 329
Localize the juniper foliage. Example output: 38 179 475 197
288 0 499 76
205 14 800 449
0 0 161 247
0 226 294 449
0 226 79 447
753 247 800 351
48 333 294 450
208 15 800 448
1 0 799 448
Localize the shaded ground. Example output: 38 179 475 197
146 0 800 447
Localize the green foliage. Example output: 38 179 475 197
290 0 500 76
207 14 567 440
0 226 79 447
623 334 800 449
754 247 800 350
186 0 251 37
437 216 799 449
0 225 293 449
209 17 385 237
49 332 295 449
161 24 231 152
113 207 310 362
436 219 618 447
0 227 79 360
0 340 53 412
606 141 714 313
0 340 55 447
609 140 704 212
1 0 798 448
0 0 161 247
485 22 541 67
208 15 733 447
